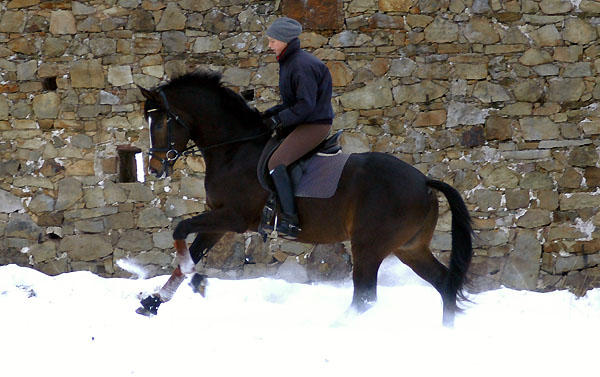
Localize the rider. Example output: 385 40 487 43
262 17 334 239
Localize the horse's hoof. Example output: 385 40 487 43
189 273 208 297
137 294 162 316
136 306 155 317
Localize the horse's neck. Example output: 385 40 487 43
201 138 265 180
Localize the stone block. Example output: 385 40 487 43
222 67 252 86
117 229 153 252
506 190 530 209
6 213 41 240
32 92 60 119
156 3 186 31
0 11 26 33
66 160 95 176
282 0 343 30
414 109 446 127
424 17 458 43
531 24 562 47
519 48 553 66
393 80 447 103
152 230 174 249
60 235 112 261
71 60 104 88
520 171 553 190
340 78 393 109
485 116 513 140
580 0 600 13
482 166 519 188
519 117 560 141
463 17 499 44
50 10 76 35
379 0 414 11
558 168 583 189
474 229 510 247
128 9 155 31
28 192 54 213
108 66 133 86
501 229 542 290
473 82 510 103
584 167 600 187
17 60 37 81
562 18 596 45
55 177 83 211
30 241 57 264
105 212 134 230
517 209 552 228
569 146 598 167
74 219 104 233
560 193 600 210
453 63 488 80
553 46 582 62
277 256 309 284
513 80 543 102
0 189 23 213
563 62 592 78
162 31 186 53
447 102 488 128
138 208 170 228
327 61 354 87
133 36 162 54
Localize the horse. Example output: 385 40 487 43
136 70 473 327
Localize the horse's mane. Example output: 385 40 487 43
162 70 261 126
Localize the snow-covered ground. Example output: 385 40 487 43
1 258 598 377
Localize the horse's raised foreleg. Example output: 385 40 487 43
137 266 185 316
137 210 244 316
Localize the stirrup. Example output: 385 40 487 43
258 194 277 242
276 217 300 240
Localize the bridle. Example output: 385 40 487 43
147 88 196 175
147 88 271 176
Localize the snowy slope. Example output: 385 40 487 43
1 258 598 377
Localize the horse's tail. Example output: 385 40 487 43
426 179 473 311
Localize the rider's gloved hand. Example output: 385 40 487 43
262 115 282 131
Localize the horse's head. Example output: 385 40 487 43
139 86 192 178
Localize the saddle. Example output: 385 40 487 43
257 130 346 240
257 130 343 193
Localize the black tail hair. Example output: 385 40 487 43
426 179 474 310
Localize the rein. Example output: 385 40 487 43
148 88 271 173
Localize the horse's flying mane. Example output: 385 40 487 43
162 70 261 125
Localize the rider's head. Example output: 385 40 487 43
266 17 302 56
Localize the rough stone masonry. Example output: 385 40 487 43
1 0 600 295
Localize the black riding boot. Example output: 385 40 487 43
270 165 300 239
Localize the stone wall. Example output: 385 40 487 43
1 0 600 294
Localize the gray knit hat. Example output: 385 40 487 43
266 17 302 43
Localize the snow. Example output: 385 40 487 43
1 258 598 377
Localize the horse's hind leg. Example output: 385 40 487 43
349 240 389 313
394 246 454 326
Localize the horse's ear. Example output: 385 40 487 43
138 85 158 102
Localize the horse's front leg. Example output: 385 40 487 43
137 210 245 316
172 209 247 274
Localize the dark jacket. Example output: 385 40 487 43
266 38 334 128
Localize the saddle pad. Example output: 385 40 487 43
294 152 350 198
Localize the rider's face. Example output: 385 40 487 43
268 37 288 57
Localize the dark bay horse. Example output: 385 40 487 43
137 71 473 327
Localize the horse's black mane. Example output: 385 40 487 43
161 70 261 125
